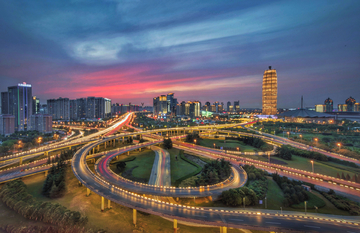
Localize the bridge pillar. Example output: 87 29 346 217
108 199 111 209
220 226 227 233
92 148 95 154
176 197 179 202
19 157 23 165
174 219 178 233
45 170 48 177
101 196 104 211
69 146 72 150
104 142 106 149
127 151 130 155
133 209 137 226
87 188 91 196
139 148 142 152
44 151 48 156
122 137 125 142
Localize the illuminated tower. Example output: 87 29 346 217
262 66 277 115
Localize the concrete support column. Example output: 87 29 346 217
219 226 227 233
92 148 95 154
87 188 91 196
174 219 178 233
122 137 125 142
44 151 48 156
108 199 111 209
127 151 130 155
133 209 137 226
101 196 104 211
139 148 142 152
104 142 107 149
97 145 100 151
19 157 23 165
176 197 179 202
78 181 82 186
69 146 72 150
45 170 48 177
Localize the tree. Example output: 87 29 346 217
346 173 351 180
337 173 340 179
116 162 126 172
163 138 173 149
341 172 345 180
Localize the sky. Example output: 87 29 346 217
0 0 359 108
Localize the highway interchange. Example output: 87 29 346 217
1 112 360 232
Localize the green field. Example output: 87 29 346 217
110 149 156 183
200 138 259 152
273 154 360 178
167 148 199 185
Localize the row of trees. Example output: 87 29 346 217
272 173 309 207
1 224 99 233
221 186 258 207
243 165 268 200
42 150 76 198
336 172 360 183
233 136 273 152
0 180 88 226
195 158 231 186
322 190 360 215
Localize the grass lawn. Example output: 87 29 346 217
3 170 245 233
120 149 156 182
273 155 360 178
200 138 259 152
167 148 199 185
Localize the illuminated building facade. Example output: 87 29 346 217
32 96 40 114
355 103 360 112
324 97 333 112
262 66 277 115
315 104 325 113
338 104 347 112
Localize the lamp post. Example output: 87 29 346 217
37 137 42 147
299 134 302 140
265 197 267 209
194 139 197 145
287 131 290 138
243 197 245 210
213 143 215 149
314 138 318 146
310 160 314 173
305 201 307 215
337 143 341 150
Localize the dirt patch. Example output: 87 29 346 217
260 155 288 165
184 154 207 167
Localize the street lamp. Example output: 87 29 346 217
287 131 290 138
194 139 197 144
213 143 216 148
314 138 318 145
310 160 314 173
237 147 239 151
337 143 341 150
37 137 42 147
299 134 302 139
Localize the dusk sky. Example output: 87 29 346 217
1 0 359 108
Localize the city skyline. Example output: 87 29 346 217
0 1 359 108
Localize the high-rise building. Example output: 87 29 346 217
47 97 70 120
203 102 211 111
262 66 277 115
183 101 201 118
40 104 47 114
166 93 177 115
324 97 333 112
29 114 52 133
315 104 325 113
234 100 240 112
153 94 169 115
227 101 231 112
1 92 9 115
8 83 33 131
355 103 360 112
32 96 40 114
0 115 15 135
345 96 356 112
76 98 87 119
70 100 77 120
338 104 347 112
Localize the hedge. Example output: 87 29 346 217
110 156 136 164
